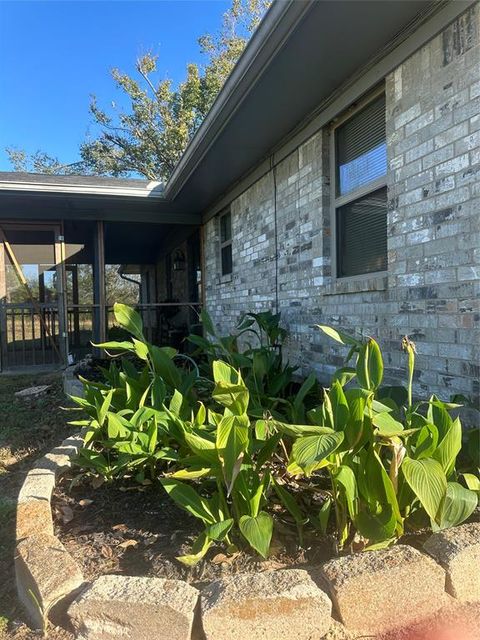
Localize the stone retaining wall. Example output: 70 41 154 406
15 438 480 639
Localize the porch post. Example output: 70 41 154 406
93 220 106 352
0 236 6 371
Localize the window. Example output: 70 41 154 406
219 210 232 276
333 93 387 279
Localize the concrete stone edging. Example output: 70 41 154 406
15 436 480 639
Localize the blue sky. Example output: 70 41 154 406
0 0 231 171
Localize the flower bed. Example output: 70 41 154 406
15 303 480 638
14 436 480 639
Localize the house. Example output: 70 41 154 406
0 0 478 406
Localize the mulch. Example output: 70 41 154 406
52 472 337 589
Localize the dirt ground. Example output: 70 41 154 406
52 472 336 590
0 372 75 640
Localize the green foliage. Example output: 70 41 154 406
72 303 478 563
188 309 320 420
286 326 478 548
160 360 278 562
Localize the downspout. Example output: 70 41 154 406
271 156 279 315
117 266 142 300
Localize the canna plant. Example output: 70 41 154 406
286 326 478 550
68 303 200 481
188 309 320 420
160 360 290 564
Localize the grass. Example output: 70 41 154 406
0 372 74 640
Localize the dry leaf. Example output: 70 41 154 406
118 539 138 549
91 476 104 489
112 523 128 532
60 505 74 524
78 499 93 507
100 545 113 558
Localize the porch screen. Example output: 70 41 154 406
334 93 387 278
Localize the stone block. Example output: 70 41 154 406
68 575 199 640
320 545 447 635
15 533 84 630
16 499 54 540
201 569 332 640
18 467 56 503
424 522 480 601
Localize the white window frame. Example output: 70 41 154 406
330 86 388 283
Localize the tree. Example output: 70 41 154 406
6 0 270 181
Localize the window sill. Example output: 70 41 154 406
324 272 388 296
219 273 233 285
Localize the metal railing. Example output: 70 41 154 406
1 302 61 367
67 302 202 361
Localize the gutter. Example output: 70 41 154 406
0 180 164 199
163 0 313 201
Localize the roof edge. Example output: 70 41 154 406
164 0 312 200
0 178 165 199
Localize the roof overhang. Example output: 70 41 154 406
0 173 198 224
0 0 475 224
164 0 476 214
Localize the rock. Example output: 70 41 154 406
15 385 51 401
68 575 199 640
15 533 84 630
16 499 54 540
41 435 83 475
18 467 56 503
201 569 332 640
320 545 448 635
424 522 480 601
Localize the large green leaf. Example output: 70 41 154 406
292 431 344 474
160 478 215 525
462 473 480 495
239 511 273 558
184 432 219 464
435 482 478 530
329 381 350 431
415 424 439 459
333 465 358 520
356 506 396 543
206 519 234 541
91 340 134 352
113 303 144 340
401 457 447 522
344 388 369 448
147 345 181 388
356 338 383 390
315 325 359 346
372 411 404 437
427 398 452 440
216 415 249 491
432 417 461 477
212 382 249 415
272 421 334 438
212 360 239 385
